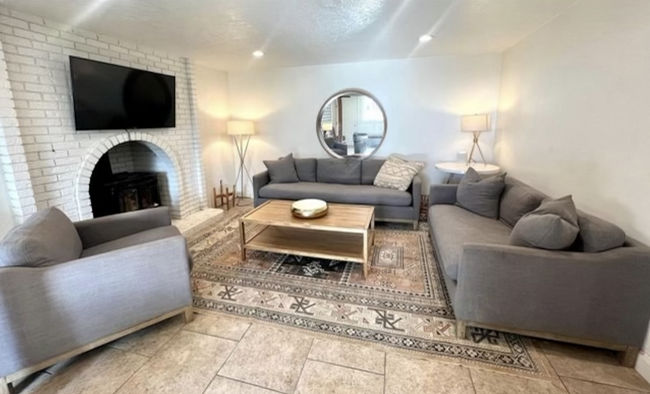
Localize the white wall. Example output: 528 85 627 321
227 54 503 190
195 64 233 204
495 0 650 380
0 168 14 237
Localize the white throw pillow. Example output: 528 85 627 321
373 156 424 191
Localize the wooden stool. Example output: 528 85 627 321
213 181 236 210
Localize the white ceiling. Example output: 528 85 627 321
2 0 578 71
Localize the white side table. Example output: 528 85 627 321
435 162 501 183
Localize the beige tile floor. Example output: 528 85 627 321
13 311 650 394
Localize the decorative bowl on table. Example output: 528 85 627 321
291 199 328 219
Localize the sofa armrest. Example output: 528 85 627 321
429 184 458 205
74 207 172 249
253 170 270 206
0 236 192 377
332 141 346 150
411 175 422 221
455 242 650 346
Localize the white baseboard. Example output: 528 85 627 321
636 351 650 384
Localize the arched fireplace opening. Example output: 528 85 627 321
89 141 175 218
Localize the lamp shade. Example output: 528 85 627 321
461 114 489 133
321 122 333 132
227 120 255 135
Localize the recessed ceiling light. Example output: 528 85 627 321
418 34 433 43
252 50 264 58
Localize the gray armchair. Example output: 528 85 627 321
324 137 348 156
0 207 193 393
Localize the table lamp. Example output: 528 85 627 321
227 120 255 204
461 114 489 165
321 122 333 137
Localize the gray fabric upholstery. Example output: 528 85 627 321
456 168 505 219
0 206 192 378
259 182 412 206
0 207 82 267
499 177 547 227
509 196 579 250
317 158 361 184
294 158 317 182
254 199 418 224
428 226 458 302
428 175 650 350
455 242 650 347
254 158 420 224
573 211 627 253
0 236 192 378
410 175 422 224
374 205 416 221
81 226 181 258
361 159 385 185
429 184 458 205
324 138 348 157
74 207 172 249
263 153 299 184
253 170 270 207
428 205 511 280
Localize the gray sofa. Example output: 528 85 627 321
0 207 193 393
428 176 650 366
253 158 422 228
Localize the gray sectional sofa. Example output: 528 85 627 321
428 176 650 366
0 207 194 392
253 158 422 228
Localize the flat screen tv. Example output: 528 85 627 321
70 56 176 131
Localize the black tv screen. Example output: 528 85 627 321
70 56 176 131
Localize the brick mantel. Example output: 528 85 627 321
0 7 207 222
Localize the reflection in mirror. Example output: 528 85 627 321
316 89 387 159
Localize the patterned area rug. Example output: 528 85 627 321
189 207 545 375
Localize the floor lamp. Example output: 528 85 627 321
227 120 255 205
461 114 489 165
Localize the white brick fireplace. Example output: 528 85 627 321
0 8 207 223
77 132 183 218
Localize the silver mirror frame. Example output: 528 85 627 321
316 88 387 160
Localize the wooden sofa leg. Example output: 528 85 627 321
456 321 467 339
0 377 13 394
413 220 419 230
183 307 195 324
617 346 640 367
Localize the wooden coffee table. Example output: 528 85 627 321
239 200 375 278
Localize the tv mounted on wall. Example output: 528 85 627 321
70 56 176 131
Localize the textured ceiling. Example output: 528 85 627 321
2 0 578 70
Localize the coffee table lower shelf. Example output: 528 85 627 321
241 226 370 275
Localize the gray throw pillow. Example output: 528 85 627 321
263 153 299 184
573 211 626 253
0 207 82 267
499 177 547 227
509 195 580 250
294 158 317 182
456 167 505 219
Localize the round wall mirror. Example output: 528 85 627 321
316 89 387 159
